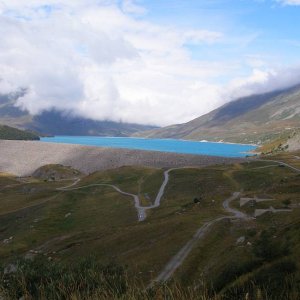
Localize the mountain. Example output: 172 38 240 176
0 124 39 140
30 110 157 136
135 84 300 145
0 94 157 136
258 128 300 154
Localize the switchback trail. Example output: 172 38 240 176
151 192 246 286
59 168 176 221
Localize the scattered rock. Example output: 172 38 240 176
4 264 17 274
32 164 82 181
236 236 245 245
3 236 13 244
24 253 35 261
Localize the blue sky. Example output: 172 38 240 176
0 0 299 125
140 0 300 68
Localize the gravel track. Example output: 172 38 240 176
59 168 177 221
151 192 244 285
151 158 300 284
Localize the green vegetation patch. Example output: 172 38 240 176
0 157 299 298
0 124 39 140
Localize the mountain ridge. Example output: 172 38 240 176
135 84 300 145
0 94 157 136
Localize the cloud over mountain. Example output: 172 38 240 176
0 0 299 126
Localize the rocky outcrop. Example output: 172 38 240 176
285 131 300 151
32 164 82 181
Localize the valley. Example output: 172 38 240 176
1 1 300 299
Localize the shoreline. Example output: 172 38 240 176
0 140 248 177
41 135 259 147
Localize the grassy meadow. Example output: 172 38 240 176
0 153 299 299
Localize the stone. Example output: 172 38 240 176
236 236 245 245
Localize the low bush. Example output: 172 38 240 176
252 230 290 261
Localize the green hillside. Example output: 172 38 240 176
0 124 40 140
0 155 299 299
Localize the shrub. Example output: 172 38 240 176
252 230 289 262
246 228 257 238
282 199 291 208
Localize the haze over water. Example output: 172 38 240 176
40 136 256 158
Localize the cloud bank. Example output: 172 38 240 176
0 0 299 126
278 0 300 5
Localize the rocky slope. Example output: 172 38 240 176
136 85 300 145
259 129 300 154
0 140 245 176
285 131 300 151
32 164 82 181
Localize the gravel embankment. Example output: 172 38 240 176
0 140 246 176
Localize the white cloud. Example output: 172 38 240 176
0 0 299 127
183 30 223 45
277 0 300 5
121 0 147 15
227 66 300 100
0 0 231 126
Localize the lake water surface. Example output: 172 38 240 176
40 136 256 158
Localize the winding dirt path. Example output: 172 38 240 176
150 158 300 284
59 169 175 221
60 173 247 284
56 178 81 190
257 159 300 173
151 192 245 285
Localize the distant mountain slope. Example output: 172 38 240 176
258 129 300 154
0 124 39 140
0 94 157 136
136 85 300 145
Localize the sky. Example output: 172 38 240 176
0 0 300 126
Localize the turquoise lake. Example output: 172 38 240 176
40 136 256 158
